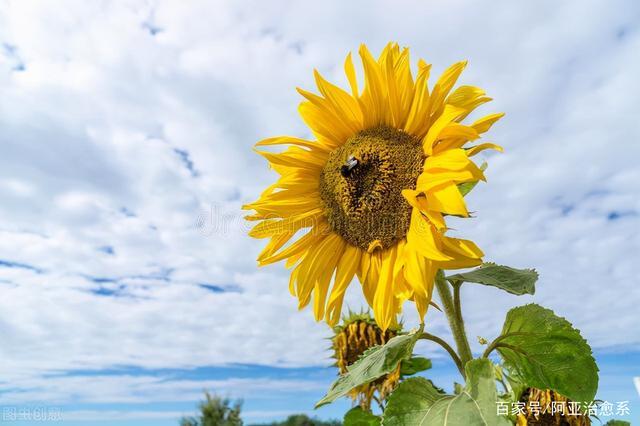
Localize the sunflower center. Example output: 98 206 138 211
319 126 424 251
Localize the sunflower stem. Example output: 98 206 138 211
435 270 473 370
420 332 464 377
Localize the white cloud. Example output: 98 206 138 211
0 0 638 408
0 373 326 405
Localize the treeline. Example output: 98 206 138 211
180 392 341 426
251 414 341 426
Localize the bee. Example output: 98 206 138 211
340 155 359 177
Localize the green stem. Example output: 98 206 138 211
452 282 464 324
482 332 536 358
420 332 464 377
489 342 530 358
435 271 473 369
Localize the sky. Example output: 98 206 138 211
0 0 639 424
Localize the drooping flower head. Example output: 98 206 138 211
516 388 592 426
244 42 503 330
331 311 401 410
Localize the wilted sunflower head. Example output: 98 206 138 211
331 311 401 410
516 388 592 426
244 42 504 330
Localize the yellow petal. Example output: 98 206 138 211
424 209 447 231
393 48 415 126
435 61 467 99
373 245 400 331
435 255 483 270
403 59 432 136
402 190 447 231
472 112 505 134
248 208 323 238
415 170 483 194
259 223 328 265
255 136 331 153
382 45 414 128
257 231 295 263
406 209 454 261
384 47 402 128
425 182 468 217
429 61 467 116
359 249 381 306
291 239 323 303
314 69 363 130
325 244 361 325
438 123 480 141
442 236 484 259
446 85 492 120
298 100 351 148
447 85 485 108
296 233 342 309
403 243 437 319
344 52 359 97
313 237 345 321
248 198 322 218
424 148 484 174
289 263 301 295
255 147 325 171
422 105 466 155
359 44 390 127
466 142 504 157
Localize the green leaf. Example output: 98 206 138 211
382 358 511 426
400 356 432 376
344 407 381 426
447 263 538 295
316 327 422 408
495 304 598 402
458 162 488 196
604 421 631 426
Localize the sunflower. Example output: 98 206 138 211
331 311 400 411
244 42 503 330
516 388 591 426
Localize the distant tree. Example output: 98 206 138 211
180 391 243 426
253 414 341 426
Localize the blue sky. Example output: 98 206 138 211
0 0 639 425
3 352 639 425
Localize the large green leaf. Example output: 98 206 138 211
382 358 511 426
447 263 538 295
344 407 381 426
496 304 598 402
316 327 422 408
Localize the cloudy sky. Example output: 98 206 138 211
0 0 639 424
